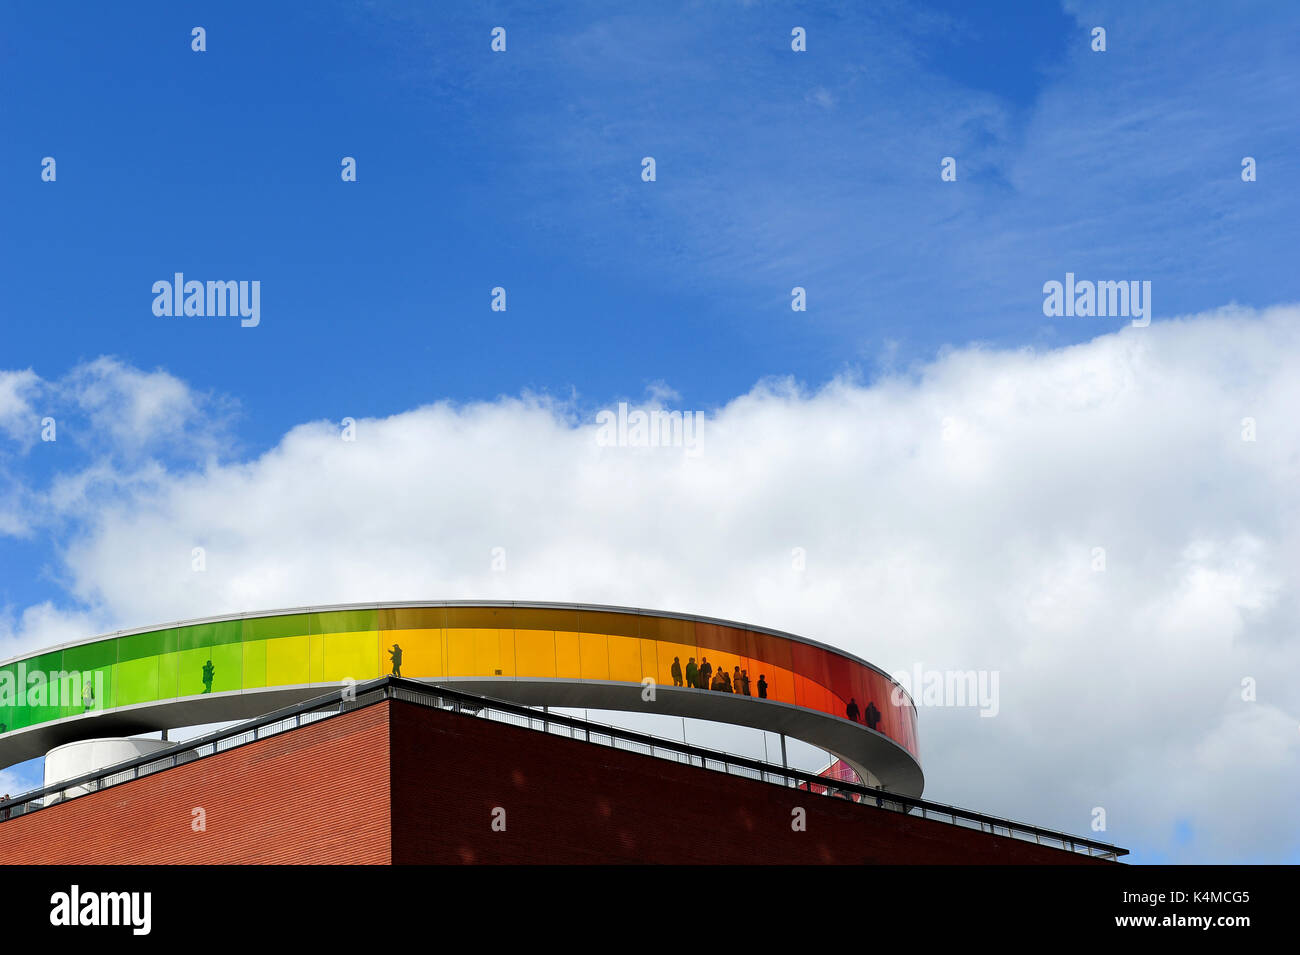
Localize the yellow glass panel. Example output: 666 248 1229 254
475 629 502 676
266 634 310 686
445 628 476 676
322 631 381 683
497 630 516 677
308 633 324 683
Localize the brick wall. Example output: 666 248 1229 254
0 704 391 864
0 700 1112 864
388 702 1111 864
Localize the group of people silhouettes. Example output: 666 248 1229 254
379 645 878 731
670 656 768 698
844 696 883 730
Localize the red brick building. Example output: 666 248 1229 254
0 682 1122 864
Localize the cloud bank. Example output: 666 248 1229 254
2 304 1298 862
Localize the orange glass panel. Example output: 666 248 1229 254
385 627 444 679
607 634 641 683
514 627 555 679
555 629 581 678
578 631 610 680
640 638 664 687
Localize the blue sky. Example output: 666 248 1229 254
3 1 1295 434
1 1 1298 863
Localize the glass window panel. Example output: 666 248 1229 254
63 639 116 672
576 610 639 639
444 607 513 630
475 629 504 677
496 629 516 678
606 634 641 683
118 627 175 667
307 609 378 637
0 663 20 730
578 631 609 680
639 638 663 688
323 630 381 683
555 629 581 679
243 613 310 642
157 630 181 700
445 626 477 676
265 634 310 686
208 642 242 693
379 606 445 632
385 626 443 679
827 655 854 708
116 653 160 706
242 638 267 690
514 626 555 679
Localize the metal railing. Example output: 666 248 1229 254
0 676 1126 860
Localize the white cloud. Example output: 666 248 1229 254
0 369 40 443
59 356 231 456
3 304 1299 862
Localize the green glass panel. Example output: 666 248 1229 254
178 642 237 696
63 639 117 672
24 650 63 726
157 633 180 700
118 628 175 665
176 618 242 651
308 609 379 635
117 654 161 706
0 662 21 732
243 614 310 641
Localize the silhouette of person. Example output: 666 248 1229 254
846 697 861 722
201 659 215 694
389 644 403 677
865 700 881 730
721 670 733 693
741 669 751 696
699 658 712 690
757 675 768 699
685 656 698 689
732 666 742 693
671 656 683 686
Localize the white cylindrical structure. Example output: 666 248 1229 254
44 737 175 801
